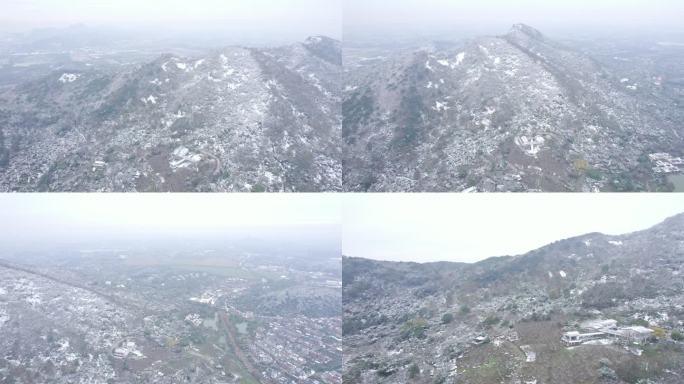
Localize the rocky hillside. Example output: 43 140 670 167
343 25 684 192
0 36 341 192
343 214 684 384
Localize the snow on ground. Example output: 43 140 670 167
480 118 491 129
456 52 465 65
559 270 567 278
425 60 434 72
308 72 329 96
520 345 536 362
92 161 106 172
515 135 545 157
608 240 623 246
59 73 80 83
431 101 450 112
0 307 8 328
162 110 186 128
437 52 466 69
176 62 188 70
185 313 203 327
207 74 222 83
169 146 202 170
141 95 157 105
25 293 42 306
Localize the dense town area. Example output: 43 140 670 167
0 245 342 384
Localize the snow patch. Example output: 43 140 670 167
431 101 450 112
0 308 8 328
520 345 536 362
59 73 80 83
141 95 157 105
559 270 567 278
455 52 465 65
170 146 202 170
185 313 203 327
425 60 434 72
220 54 229 66
515 135 545 157
437 52 465 69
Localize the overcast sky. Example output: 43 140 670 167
342 194 684 263
0 0 341 40
345 0 684 39
0 194 340 245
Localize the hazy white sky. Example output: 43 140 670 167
0 194 340 239
4 194 682 262
0 0 342 39
342 194 684 263
345 0 684 37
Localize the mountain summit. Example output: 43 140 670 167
508 23 546 41
0 37 342 192
343 26 682 192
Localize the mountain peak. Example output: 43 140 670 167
302 35 341 65
304 35 335 45
509 23 545 40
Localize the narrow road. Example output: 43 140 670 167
0 259 143 311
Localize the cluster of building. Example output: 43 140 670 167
649 152 684 174
561 319 654 346
249 316 342 384
112 340 145 359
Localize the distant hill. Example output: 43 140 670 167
343 25 684 192
0 37 342 192
343 213 684 383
